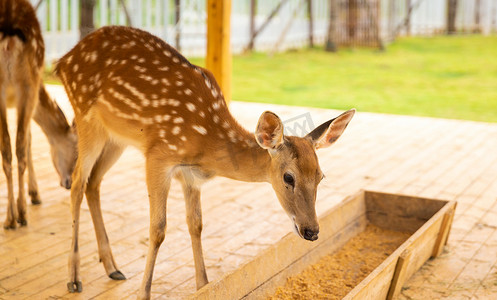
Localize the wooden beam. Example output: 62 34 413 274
206 0 232 103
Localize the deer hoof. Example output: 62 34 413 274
3 220 16 230
67 281 83 293
109 270 126 280
30 192 42 205
17 218 27 226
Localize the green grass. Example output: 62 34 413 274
225 35 497 123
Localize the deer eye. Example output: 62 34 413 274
283 172 295 187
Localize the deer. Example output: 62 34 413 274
54 25 355 299
1 0 78 229
35 83 77 190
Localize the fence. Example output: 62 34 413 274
30 0 497 65
383 0 497 40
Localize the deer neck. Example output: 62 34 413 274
33 85 71 142
198 122 271 183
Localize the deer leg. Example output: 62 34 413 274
27 130 41 205
15 83 37 226
178 171 208 289
68 122 107 293
0 87 16 229
138 156 171 300
85 141 125 280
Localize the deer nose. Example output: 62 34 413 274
303 228 319 241
61 177 72 190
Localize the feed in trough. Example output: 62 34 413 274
270 224 410 299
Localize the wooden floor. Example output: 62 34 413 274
1 85 497 299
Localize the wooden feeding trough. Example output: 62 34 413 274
190 190 457 300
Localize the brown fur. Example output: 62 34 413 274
0 0 78 229
0 0 44 229
55 26 355 299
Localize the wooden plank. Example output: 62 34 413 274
432 202 457 257
386 249 412 300
206 0 232 102
398 202 455 283
365 191 448 232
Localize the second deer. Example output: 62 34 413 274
55 26 355 299
1 0 77 229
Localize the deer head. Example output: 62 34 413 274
35 85 78 189
255 109 355 241
49 121 77 189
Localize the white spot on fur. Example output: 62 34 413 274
139 74 154 82
192 125 207 135
186 102 196 112
173 117 184 124
211 88 218 98
168 99 180 107
172 126 181 135
184 88 193 96
89 51 97 63
141 99 150 107
134 65 147 73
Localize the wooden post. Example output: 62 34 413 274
175 0 181 51
348 0 358 40
447 0 458 34
248 0 256 51
387 0 396 40
325 0 338 52
307 0 314 47
206 0 232 103
474 0 481 33
405 0 411 36
80 0 95 39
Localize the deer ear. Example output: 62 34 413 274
306 109 355 149
255 111 284 152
